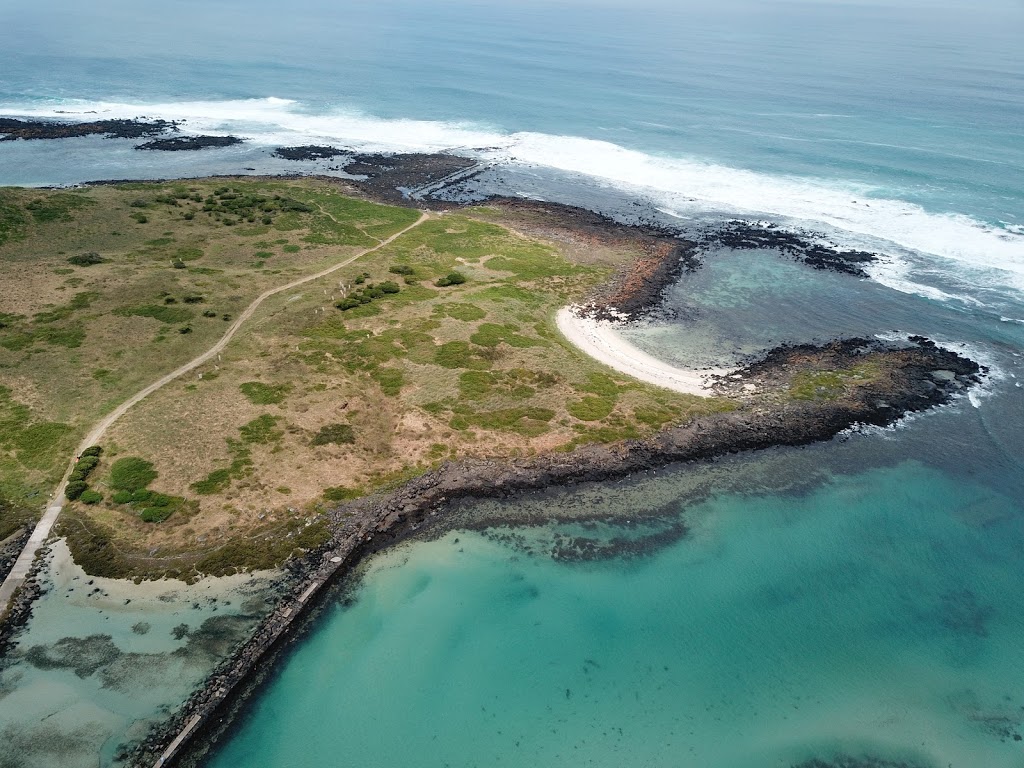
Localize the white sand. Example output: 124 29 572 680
556 307 729 397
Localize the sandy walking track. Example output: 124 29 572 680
0 212 429 616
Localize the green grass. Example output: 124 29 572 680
240 381 291 405
311 423 355 446
450 406 556 437
239 414 283 444
0 190 28 246
323 485 364 502
114 304 194 324
25 192 94 223
470 323 543 348
434 341 493 370
191 439 253 495
371 367 404 396
434 303 486 321
568 395 616 421
788 363 880 401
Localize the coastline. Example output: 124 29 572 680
556 306 728 396
136 335 983 768
0 158 994 767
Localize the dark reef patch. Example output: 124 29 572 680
339 152 482 203
136 136 244 151
23 634 121 678
0 117 175 141
793 757 930 768
700 220 878 277
273 145 347 161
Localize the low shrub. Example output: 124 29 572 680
379 281 401 294
389 264 415 275
140 507 173 523
436 271 467 287
109 457 158 492
67 252 106 267
111 490 133 504
65 481 87 500
79 489 103 505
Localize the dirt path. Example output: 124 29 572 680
0 212 428 616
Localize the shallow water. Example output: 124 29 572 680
207 430 1024 768
0 543 278 768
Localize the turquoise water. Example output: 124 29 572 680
208 449 1024 768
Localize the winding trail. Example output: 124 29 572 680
0 211 428 616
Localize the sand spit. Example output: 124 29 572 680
556 306 729 396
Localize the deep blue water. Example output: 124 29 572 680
2 2 1024 766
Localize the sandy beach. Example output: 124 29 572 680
556 306 729 396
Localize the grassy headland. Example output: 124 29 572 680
0 180 729 579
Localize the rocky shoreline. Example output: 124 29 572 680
0 117 176 141
127 334 981 767
136 136 244 152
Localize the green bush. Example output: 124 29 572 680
109 457 158 492
81 445 102 458
130 488 153 503
436 271 467 287
311 423 355 446
111 490 133 504
76 456 99 472
379 281 401 294
389 264 415 275
336 298 361 311
140 507 173 523
65 481 88 500
79 489 103 505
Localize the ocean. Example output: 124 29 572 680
1 1 1023 766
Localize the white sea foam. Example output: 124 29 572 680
4 97 1024 305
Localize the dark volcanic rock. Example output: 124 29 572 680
0 117 175 141
136 136 244 151
273 145 347 161
340 152 481 203
702 220 878 277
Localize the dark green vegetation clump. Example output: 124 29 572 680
335 280 403 312
435 271 467 287
240 381 291 405
66 251 106 267
109 457 158 493
311 423 355 446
